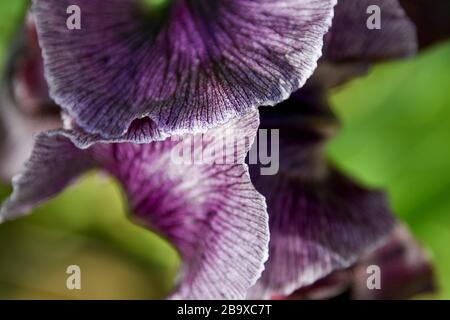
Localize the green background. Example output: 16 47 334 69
0 1 449 299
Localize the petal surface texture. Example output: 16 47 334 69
285 224 435 300
94 111 269 299
248 93 396 298
32 0 336 141
399 0 450 49
352 224 435 299
0 111 269 300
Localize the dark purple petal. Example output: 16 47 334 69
323 0 417 62
399 0 450 49
287 224 435 300
1 111 269 299
300 0 419 94
248 98 396 299
32 0 336 141
249 168 395 299
352 224 435 300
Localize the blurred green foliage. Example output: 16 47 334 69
329 44 450 299
0 0 449 299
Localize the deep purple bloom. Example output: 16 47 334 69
399 0 450 49
309 0 417 91
241 0 442 298
286 224 435 300
31 0 336 144
242 0 449 299
0 110 269 299
247 92 396 298
1 0 449 300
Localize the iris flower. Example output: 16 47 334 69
399 0 450 50
0 0 449 300
1 110 270 299
246 0 449 298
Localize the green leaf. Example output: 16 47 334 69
329 42 450 299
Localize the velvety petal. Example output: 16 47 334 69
0 132 94 222
93 111 268 299
1 110 269 300
399 0 450 49
352 224 435 300
323 0 417 62
249 167 395 299
301 0 419 95
0 13 61 181
248 99 396 299
32 0 336 141
287 224 435 300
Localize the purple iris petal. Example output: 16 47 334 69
351 224 435 299
31 0 336 142
247 95 396 299
323 0 417 62
399 0 450 49
289 224 435 300
0 110 269 300
295 0 418 94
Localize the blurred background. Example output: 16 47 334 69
0 1 449 299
